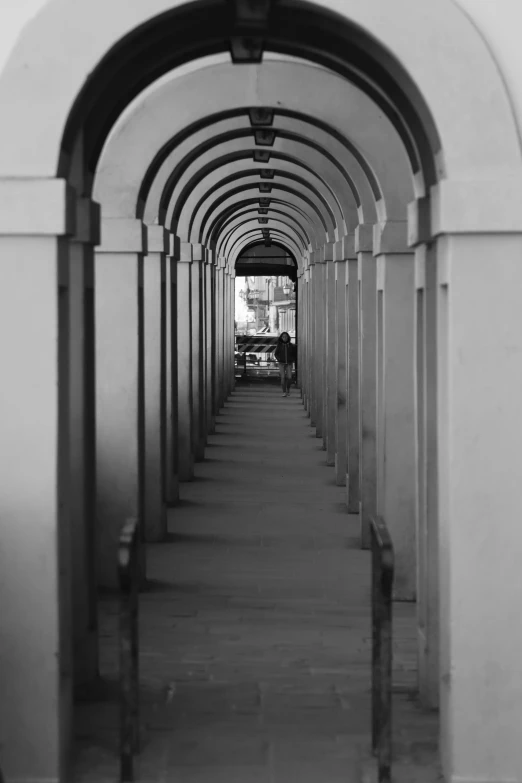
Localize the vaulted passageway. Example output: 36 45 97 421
3 3 522 782
75 385 437 783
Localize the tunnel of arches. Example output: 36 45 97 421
1 2 522 783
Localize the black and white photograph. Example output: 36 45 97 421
0 1 520 781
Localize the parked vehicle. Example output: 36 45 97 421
235 333 297 382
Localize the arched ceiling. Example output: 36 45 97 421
93 57 417 275
94 60 415 218
235 241 298 280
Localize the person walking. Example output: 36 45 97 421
274 331 297 397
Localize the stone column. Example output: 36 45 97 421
313 252 326 438
0 178 76 783
205 253 215 432
164 236 179 505
191 243 205 461
425 188 522 781
229 270 237 393
95 217 145 586
325 248 337 465
413 240 439 708
176 242 194 481
199 248 208 442
309 260 318 426
71 199 99 694
215 259 225 411
346 239 360 513
302 268 311 412
375 221 416 599
321 245 335 447
214 262 222 412
376 257 385 518
223 268 231 398
334 243 347 486
305 265 312 413
143 226 168 541
357 224 377 549
210 261 219 418
297 269 305 398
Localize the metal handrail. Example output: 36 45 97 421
370 515 394 782
118 517 140 783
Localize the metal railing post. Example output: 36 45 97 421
370 515 394 783
119 517 140 782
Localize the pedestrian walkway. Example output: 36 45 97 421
74 384 439 782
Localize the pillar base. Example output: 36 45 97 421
179 457 195 482
165 474 180 507
195 439 206 462
334 455 346 486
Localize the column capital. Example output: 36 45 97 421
75 196 101 245
323 242 335 262
147 225 169 254
354 224 374 253
415 245 426 290
407 196 431 248
373 220 410 256
168 233 180 258
192 243 205 262
314 244 331 264
377 256 385 291
178 241 193 263
0 177 77 237
430 177 522 237
98 217 146 253
342 232 357 260
333 239 344 262
217 257 227 269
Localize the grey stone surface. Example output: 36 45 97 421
74 385 439 782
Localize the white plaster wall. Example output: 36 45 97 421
454 0 522 141
0 0 45 74
0 1 519 120
0 0 520 184
0 1 521 152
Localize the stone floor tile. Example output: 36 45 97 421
165 766 271 783
73 384 438 783
271 758 361 783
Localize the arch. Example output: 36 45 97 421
145 111 378 228
204 195 324 252
0 0 520 193
219 218 308 259
158 126 360 228
234 239 299 278
171 154 370 240
168 148 359 238
208 202 318 247
92 59 413 225
184 161 342 241
219 219 309 260
197 186 334 248
211 207 314 250
196 180 335 245
229 229 304 268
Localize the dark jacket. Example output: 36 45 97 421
274 341 297 364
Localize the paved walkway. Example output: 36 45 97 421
74 384 439 782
